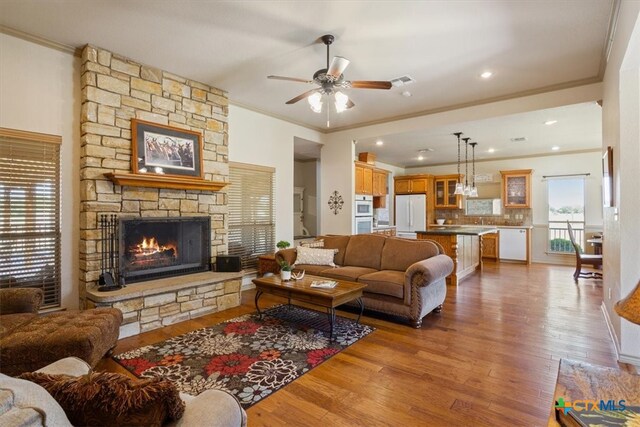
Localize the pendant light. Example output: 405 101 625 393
453 132 464 195
469 142 478 198
462 137 471 196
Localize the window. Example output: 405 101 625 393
547 177 585 253
0 128 61 307
228 162 275 270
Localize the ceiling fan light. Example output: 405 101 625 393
308 92 323 113
334 91 349 113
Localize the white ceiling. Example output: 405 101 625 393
356 101 603 167
0 0 614 132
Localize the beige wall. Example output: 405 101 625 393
0 33 80 309
228 104 324 244
601 1 640 364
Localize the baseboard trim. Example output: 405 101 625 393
601 302 621 360
619 353 640 367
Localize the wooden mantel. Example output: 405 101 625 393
104 172 227 191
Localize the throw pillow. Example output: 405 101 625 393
18 371 185 427
294 246 336 267
300 239 325 248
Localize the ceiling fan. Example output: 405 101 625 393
268 34 393 117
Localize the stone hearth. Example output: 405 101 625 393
86 271 242 338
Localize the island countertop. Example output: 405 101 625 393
416 227 498 236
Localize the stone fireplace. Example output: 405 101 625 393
79 45 242 337
119 216 210 283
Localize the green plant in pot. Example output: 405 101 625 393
279 260 292 281
276 240 291 251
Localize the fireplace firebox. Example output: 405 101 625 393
119 217 210 283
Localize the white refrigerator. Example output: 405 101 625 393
395 194 426 239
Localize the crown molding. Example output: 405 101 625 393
0 25 80 56
599 0 622 79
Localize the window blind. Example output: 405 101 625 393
228 163 275 270
0 130 61 308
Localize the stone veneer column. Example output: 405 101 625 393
79 45 229 308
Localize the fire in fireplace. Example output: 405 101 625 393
119 217 210 283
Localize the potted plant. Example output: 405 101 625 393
276 240 291 251
279 260 292 281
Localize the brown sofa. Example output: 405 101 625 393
0 288 123 375
276 234 454 328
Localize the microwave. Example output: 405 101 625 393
354 195 373 217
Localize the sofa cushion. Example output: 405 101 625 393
294 246 336 267
343 234 387 270
0 373 72 427
18 371 185 427
358 270 405 299
381 237 441 272
321 266 377 282
292 264 335 276
321 235 351 266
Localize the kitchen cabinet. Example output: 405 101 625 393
355 163 373 195
482 232 499 260
373 170 388 197
498 227 530 264
394 176 430 194
434 174 463 209
500 169 532 208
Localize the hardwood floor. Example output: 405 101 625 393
97 262 627 427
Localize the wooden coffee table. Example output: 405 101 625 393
251 274 366 340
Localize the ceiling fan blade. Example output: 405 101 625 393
327 56 350 79
346 99 355 109
350 80 393 89
285 89 318 105
268 75 313 84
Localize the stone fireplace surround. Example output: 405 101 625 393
79 45 241 337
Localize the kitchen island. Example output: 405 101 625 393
416 227 498 285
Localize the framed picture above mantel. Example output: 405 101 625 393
131 119 203 179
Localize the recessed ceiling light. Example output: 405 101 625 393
376 140 384 146
544 120 558 125
487 148 495 153
551 146 560 151
401 91 412 97
480 71 493 79
418 155 424 161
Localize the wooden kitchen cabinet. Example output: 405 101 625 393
372 170 388 197
434 174 463 209
394 175 431 194
356 161 389 199
500 169 532 208
482 232 499 260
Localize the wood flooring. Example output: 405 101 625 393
96 262 629 427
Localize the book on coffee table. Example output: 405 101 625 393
310 280 337 289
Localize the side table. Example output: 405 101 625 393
257 254 280 276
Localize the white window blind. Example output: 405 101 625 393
0 129 61 308
228 162 275 270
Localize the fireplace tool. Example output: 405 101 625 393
98 214 122 292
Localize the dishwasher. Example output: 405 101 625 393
499 228 527 261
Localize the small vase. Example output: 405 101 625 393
280 270 291 281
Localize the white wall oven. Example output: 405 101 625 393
355 195 373 217
354 216 374 234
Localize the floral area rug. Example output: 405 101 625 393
113 304 374 408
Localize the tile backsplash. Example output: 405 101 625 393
434 208 531 226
